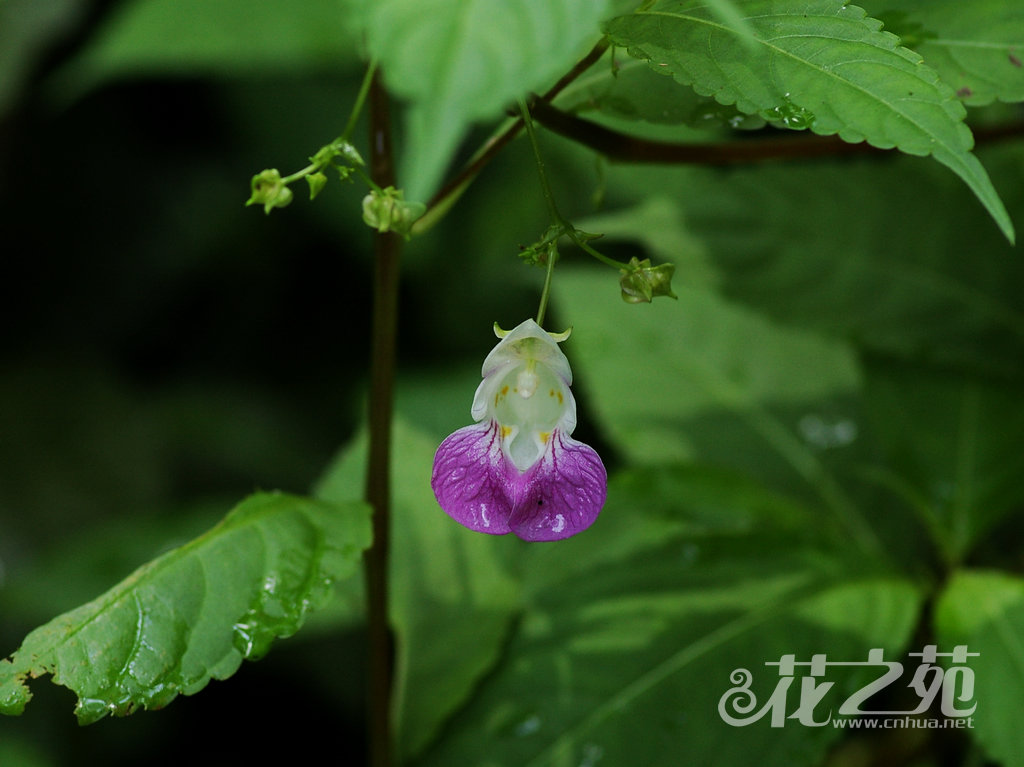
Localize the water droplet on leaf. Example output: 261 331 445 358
761 98 815 130
515 714 542 737
579 743 605 767
798 414 858 449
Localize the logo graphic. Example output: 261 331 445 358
718 645 978 728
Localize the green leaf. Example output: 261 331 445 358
861 362 1024 563
0 492 371 724
604 0 1014 241
363 0 611 199
557 267 887 544
576 195 718 286
414 468 923 767
867 0 1024 105
599 144 1024 378
556 271 861 463
934 570 1024 767
555 268 885 552
0 499 225 627
701 0 754 41
48 0 360 102
316 417 521 760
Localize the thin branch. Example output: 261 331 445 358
531 100 876 164
420 36 1024 226
530 99 1024 166
422 38 610 218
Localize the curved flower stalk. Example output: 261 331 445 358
431 319 607 541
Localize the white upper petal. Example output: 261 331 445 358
467 319 579 471
480 319 572 385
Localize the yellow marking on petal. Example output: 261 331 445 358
501 425 513 438
557 391 564 405
540 431 550 444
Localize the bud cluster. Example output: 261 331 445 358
246 140 366 215
619 257 678 303
361 186 426 239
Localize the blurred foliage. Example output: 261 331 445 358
0 1 1022 766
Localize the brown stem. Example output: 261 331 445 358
365 68 399 767
530 99 1024 166
531 99 878 164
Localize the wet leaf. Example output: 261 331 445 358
867 0 1024 106
605 0 1014 241
0 492 371 724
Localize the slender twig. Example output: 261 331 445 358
534 244 558 327
419 36 1024 229
530 99 1024 165
519 98 563 225
519 97 633 286
365 67 399 767
418 38 611 228
342 59 379 143
531 99 879 164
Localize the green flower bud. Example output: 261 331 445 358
619 257 678 304
338 142 364 167
361 186 425 238
246 169 293 215
306 171 328 200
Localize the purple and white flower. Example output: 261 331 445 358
431 319 607 541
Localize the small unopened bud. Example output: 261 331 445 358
619 257 678 303
361 186 425 238
306 171 328 200
246 169 293 214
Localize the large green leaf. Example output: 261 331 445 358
554 271 861 461
934 570 1024 767
0 492 371 724
363 0 610 200
868 0 1024 106
861 362 1024 564
594 145 1024 379
413 467 923 767
604 0 1014 242
315 417 521 761
553 268 879 550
